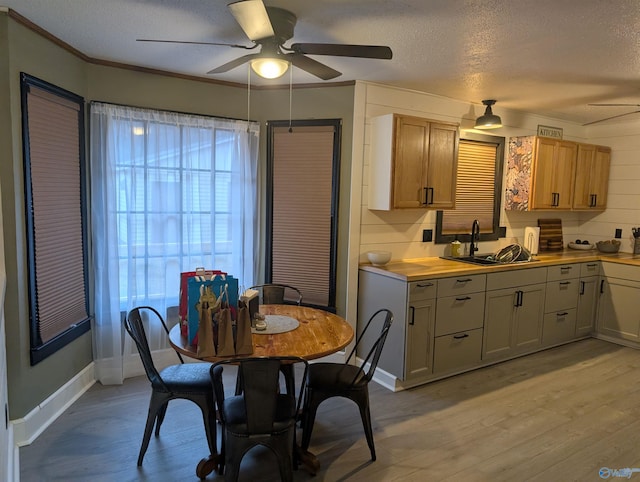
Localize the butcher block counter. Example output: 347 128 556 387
357 250 640 391
359 250 640 282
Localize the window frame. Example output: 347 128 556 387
20 73 91 365
435 132 505 244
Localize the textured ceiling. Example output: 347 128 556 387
5 0 640 125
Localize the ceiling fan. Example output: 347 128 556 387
584 103 640 126
137 0 393 80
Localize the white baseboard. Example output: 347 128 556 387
12 363 96 447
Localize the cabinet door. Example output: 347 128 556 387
554 141 577 209
576 276 599 337
573 144 610 210
513 284 546 353
597 278 640 342
426 122 458 209
393 116 430 208
405 298 435 380
591 146 610 209
531 138 576 209
483 287 517 361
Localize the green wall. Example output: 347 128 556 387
2 12 355 418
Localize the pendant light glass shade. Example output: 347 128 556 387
250 58 289 79
475 99 502 129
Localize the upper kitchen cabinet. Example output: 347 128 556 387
368 113 459 210
505 136 576 210
505 136 611 211
572 144 611 210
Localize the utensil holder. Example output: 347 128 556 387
634 237 640 255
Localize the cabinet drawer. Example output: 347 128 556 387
409 280 437 301
545 278 580 312
601 262 640 280
547 264 579 281
433 328 483 374
435 293 485 336
542 309 577 345
486 267 547 291
437 274 486 297
580 262 600 277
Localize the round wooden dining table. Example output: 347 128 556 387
168 304 354 478
168 304 354 362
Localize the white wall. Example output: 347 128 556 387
345 81 640 326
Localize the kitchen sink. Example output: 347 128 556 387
441 254 499 266
441 254 539 266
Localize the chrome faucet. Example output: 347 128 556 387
470 219 480 256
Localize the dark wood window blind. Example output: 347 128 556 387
267 121 340 310
21 73 90 364
441 140 497 234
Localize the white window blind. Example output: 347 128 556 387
25 85 89 346
271 125 335 307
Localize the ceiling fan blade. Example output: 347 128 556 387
583 110 640 126
228 0 275 41
288 53 342 80
207 53 261 74
137 39 255 50
589 103 640 107
290 43 393 59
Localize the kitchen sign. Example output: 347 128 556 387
537 125 563 139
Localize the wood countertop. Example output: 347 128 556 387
360 250 640 282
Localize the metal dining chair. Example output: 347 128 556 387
124 306 217 467
249 283 303 305
210 356 309 482
300 308 394 462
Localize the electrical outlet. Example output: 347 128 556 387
422 229 433 242
615 228 622 239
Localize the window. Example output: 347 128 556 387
436 132 505 243
20 73 90 365
266 120 341 311
90 103 259 384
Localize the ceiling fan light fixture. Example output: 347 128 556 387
250 57 289 79
475 99 503 129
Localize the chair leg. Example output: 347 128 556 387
138 393 166 466
354 389 376 461
154 401 169 436
301 391 323 451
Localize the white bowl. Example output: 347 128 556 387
367 250 392 266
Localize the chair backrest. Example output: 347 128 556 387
249 284 303 305
211 356 308 433
346 308 394 384
124 306 182 390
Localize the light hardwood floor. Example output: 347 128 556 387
20 338 640 481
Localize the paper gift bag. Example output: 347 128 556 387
235 301 253 355
215 302 236 357
179 268 225 336
187 274 238 345
196 286 218 357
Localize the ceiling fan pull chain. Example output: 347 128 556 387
289 64 293 133
247 65 251 133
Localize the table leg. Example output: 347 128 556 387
196 452 222 479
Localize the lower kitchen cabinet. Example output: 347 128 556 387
357 270 436 384
483 268 547 362
597 263 640 342
542 263 580 346
433 328 482 373
576 274 599 337
406 297 436 379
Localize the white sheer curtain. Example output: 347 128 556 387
90 102 259 384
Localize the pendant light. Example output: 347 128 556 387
475 99 502 129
